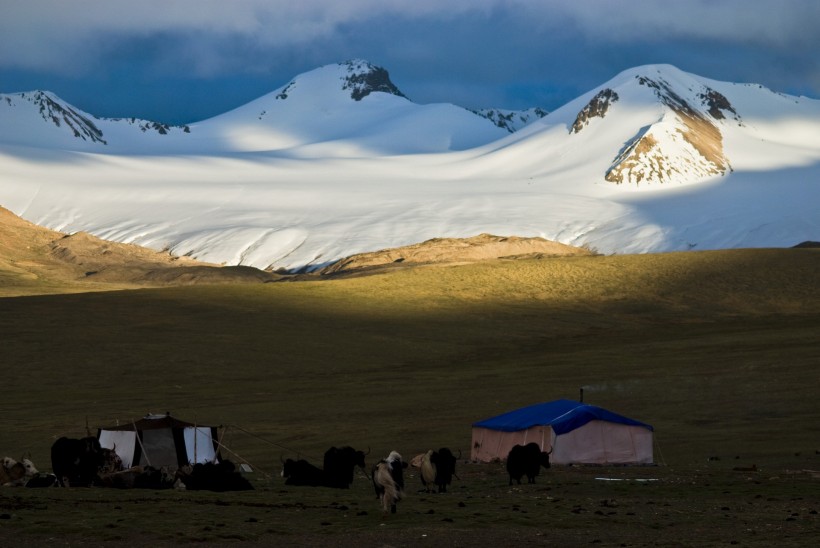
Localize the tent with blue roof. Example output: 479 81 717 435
471 399 653 465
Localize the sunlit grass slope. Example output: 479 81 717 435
1 249 818 473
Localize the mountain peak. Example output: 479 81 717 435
557 64 741 186
338 59 407 101
270 60 408 105
13 90 107 144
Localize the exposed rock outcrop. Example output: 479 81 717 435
471 107 548 133
340 60 407 101
571 89 619 134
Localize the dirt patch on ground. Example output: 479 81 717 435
317 233 593 276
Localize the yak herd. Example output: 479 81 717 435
3 438 553 516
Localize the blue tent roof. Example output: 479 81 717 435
472 399 653 435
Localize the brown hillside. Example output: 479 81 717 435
318 233 593 275
0 208 591 293
0 206 280 295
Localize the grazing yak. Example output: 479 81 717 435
1 457 39 486
51 436 123 487
432 448 459 493
506 442 552 485
323 446 368 489
372 451 407 515
281 457 325 486
419 448 460 493
281 446 368 488
419 450 437 493
176 460 253 492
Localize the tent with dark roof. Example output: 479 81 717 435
471 399 653 465
97 413 219 469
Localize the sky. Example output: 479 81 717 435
1 0 819 125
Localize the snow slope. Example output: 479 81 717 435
1 62 818 271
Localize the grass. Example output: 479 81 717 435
1 248 819 545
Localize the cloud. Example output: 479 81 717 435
3 1 817 74
0 1 482 73
1 1 817 123
540 0 820 47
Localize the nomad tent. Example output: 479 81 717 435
471 399 654 465
97 413 219 469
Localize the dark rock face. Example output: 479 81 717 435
341 61 407 101
276 81 295 100
698 89 739 121
636 76 699 117
471 108 548 133
636 76 740 124
571 89 619 134
114 118 191 135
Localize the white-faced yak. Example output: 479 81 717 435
372 451 407 515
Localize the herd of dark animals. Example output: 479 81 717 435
20 436 254 492
281 445 369 488
3 437 553 516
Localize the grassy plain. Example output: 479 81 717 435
1 248 819 546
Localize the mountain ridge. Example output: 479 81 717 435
0 60 536 154
0 61 818 272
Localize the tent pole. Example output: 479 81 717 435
193 419 198 465
210 436 271 480
216 425 227 464
133 420 151 467
653 433 666 466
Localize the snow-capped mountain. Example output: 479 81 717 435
0 60 509 155
0 62 818 271
0 90 191 150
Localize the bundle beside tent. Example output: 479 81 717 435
98 413 219 469
471 399 653 465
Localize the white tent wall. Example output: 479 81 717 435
184 427 218 465
98 421 219 469
551 420 654 465
98 430 138 468
471 425 553 463
471 421 653 465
